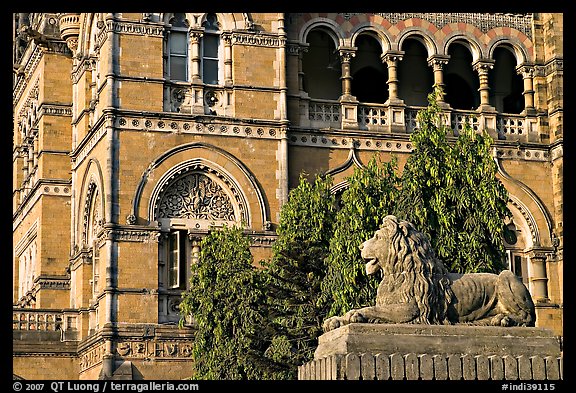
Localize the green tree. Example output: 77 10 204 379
321 154 401 317
262 174 337 379
178 225 279 380
395 88 511 273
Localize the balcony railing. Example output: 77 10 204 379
306 99 535 142
497 114 526 140
308 99 340 128
13 308 78 332
358 104 387 131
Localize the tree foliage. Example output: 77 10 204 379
320 154 400 317
395 88 511 273
178 225 278 380
261 174 337 379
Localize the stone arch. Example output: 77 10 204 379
299 19 344 47
77 159 106 247
397 28 438 58
494 158 554 248
350 25 392 53
130 142 269 231
488 39 529 66
149 159 249 229
443 33 484 61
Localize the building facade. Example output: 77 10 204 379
12 12 563 380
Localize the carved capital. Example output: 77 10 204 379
516 63 535 78
338 48 356 63
473 59 495 74
427 55 450 70
381 51 404 65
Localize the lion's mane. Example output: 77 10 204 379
377 216 454 324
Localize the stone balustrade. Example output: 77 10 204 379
13 308 78 333
299 352 563 380
305 99 536 142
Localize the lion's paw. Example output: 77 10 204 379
348 310 367 324
322 316 342 332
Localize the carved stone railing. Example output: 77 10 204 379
299 352 563 380
13 308 78 333
305 100 536 143
497 113 527 141
450 109 480 135
358 104 388 131
308 99 340 128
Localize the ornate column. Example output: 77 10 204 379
188 234 202 265
381 51 404 104
527 250 550 303
473 59 497 138
472 59 495 111
339 47 356 100
222 32 233 86
427 55 450 106
339 47 358 129
517 63 538 141
516 63 536 115
189 31 202 82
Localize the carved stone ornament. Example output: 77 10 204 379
157 172 236 221
323 215 536 332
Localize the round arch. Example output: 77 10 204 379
443 34 484 62
130 142 269 231
488 39 529 66
77 158 106 247
299 19 344 47
350 25 392 53
397 28 438 58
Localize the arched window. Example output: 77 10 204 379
398 38 434 107
489 46 524 114
168 13 189 81
351 34 388 104
154 164 246 322
302 29 341 100
202 13 221 85
444 43 479 110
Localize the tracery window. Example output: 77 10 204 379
155 166 244 322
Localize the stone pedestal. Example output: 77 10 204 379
299 323 562 380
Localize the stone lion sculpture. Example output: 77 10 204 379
323 215 535 332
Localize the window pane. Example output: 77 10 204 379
203 59 218 84
203 35 219 58
170 56 187 81
168 232 180 288
170 32 188 55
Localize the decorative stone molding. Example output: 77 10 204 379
38 103 73 117
33 276 71 291
339 13 533 39
299 352 562 380
70 119 109 169
231 32 285 48
114 113 283 141
13 181 72 231
114 340 194 359
79 342 106 372
104 20 165 37
57 13 81 52
103 228 161 243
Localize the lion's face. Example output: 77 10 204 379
360 228 391 276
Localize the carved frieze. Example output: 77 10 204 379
231 32 285 48
79 342 106 371
115 340 194 359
